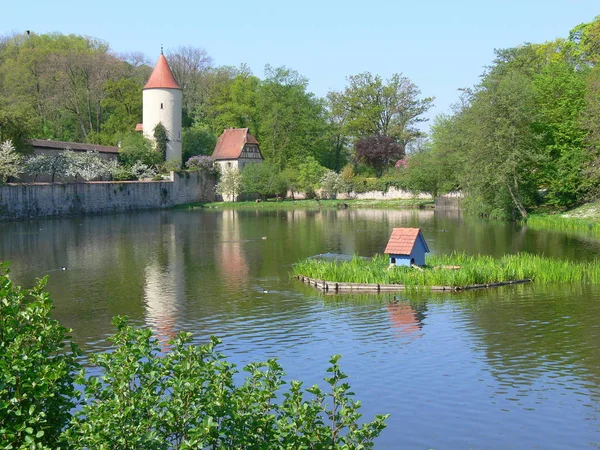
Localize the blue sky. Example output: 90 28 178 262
4 0 599 130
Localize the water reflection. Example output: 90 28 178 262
2 208 600 448
387 297 425 338
143 222 185 347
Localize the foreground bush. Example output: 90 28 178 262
0 267 389 449
0 265 80 449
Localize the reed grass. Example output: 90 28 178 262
523 215 600 234
292 252 600 288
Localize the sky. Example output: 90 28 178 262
3 0 599 130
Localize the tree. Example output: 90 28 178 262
257 65 332 170
241 162 285 199
25 150 75 182
182 124 217 163
354 135 405 177
0 265 80 448
216 166 242 201
461 60 543 219
153 122 169 160
320 170 347 198
166 45 213 121
297 157 327 197
118 132 162 168
67 150 112 181
0 140 23 182
331 72 434 146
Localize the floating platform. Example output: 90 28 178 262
295 275 531 293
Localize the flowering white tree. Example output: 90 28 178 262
320 170 347 198
26 151 74 182
216 167 242 201
0 140 23 183
68 151 111 181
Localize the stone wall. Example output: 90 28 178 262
0 172 215 220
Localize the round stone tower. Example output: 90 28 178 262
143 51 182 164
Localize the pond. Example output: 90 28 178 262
2 207 600 449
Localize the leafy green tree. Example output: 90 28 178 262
153 122 169 161
331 72 434 146
241 162 285 199
533 61 588 207
257 65 331 170
182 124 217 163
118 132 162 168
460 60 543 219
100 77 144 142
0 265 80 449
297 157 327 197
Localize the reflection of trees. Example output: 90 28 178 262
458 285 600 398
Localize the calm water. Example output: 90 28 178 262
2 208 600 449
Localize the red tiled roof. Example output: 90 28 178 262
212 128 260 160
384 228 424 255
28 139 119 154
135 123 144 131
144 54 181 90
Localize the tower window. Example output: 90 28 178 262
160 103 163 109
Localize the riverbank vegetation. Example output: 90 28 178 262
181 197 433 210
2 16 600 211
0 266 388 448
416 16 600 220
293 253 600 289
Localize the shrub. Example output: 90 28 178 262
320 170 347 198
186 155 218 176
65 317 389 449
241 162 285 199
182 124 217 164
118 132 163 168
0 265 80 448
0 140 23 182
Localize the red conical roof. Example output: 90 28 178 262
144 54 181 90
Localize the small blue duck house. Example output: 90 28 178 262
384 227 430 267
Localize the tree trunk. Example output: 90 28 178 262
507 176 528 219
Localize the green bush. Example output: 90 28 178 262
0 268 389 449
0 265 81 449
65 317 389 449
118 132 163 168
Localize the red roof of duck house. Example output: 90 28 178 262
212 128 260 160
143 54 181 90
384 228 429 255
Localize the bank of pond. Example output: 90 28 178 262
293 253 600 291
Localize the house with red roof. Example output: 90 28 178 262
211 128 263 172
384 227 430 267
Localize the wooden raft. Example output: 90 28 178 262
295 275 531 293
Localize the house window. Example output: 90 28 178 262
391 257 396 264
227 162 232 168
160 103 164 109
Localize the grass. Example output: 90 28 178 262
176 198 434 210
524 214 600 234
292 253 600 289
